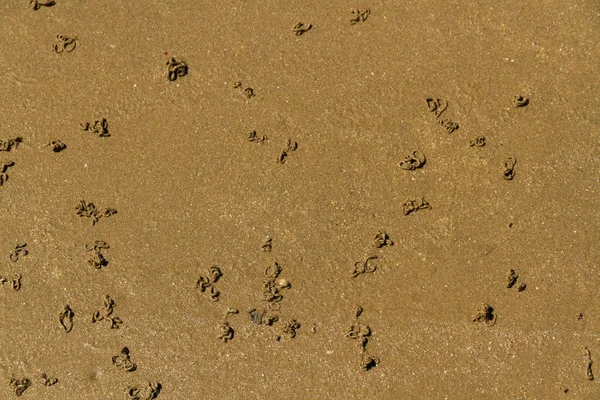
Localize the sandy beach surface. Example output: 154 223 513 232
0 1 599 399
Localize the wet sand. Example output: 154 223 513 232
0 1 599 399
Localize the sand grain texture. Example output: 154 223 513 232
0 1 599 399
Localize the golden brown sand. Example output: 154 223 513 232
0 0 599 399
